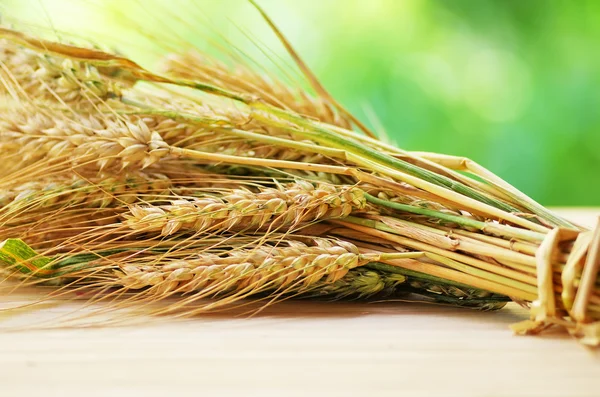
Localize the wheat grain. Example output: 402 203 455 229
403 278 509 310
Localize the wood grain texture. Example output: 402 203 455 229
1 209 599 397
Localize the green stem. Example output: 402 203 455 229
364 192 546 242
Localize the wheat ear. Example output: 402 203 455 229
306 266 508 310
0 38 124 107
0 171 172 211
114 239 370 297
0 104 170 170
161 51 352 129
124 181 365 236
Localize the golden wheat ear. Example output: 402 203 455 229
0 37 127 108
123 182 365 236
160 51 354 130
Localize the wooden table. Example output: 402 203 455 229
1 209 599 397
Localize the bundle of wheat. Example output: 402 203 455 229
0 3 598 345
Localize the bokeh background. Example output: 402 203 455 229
2 0 599 206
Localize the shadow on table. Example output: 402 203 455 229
0 286 525 328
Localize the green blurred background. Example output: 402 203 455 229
2 0 599 206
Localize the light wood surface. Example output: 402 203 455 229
1 209 599 397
